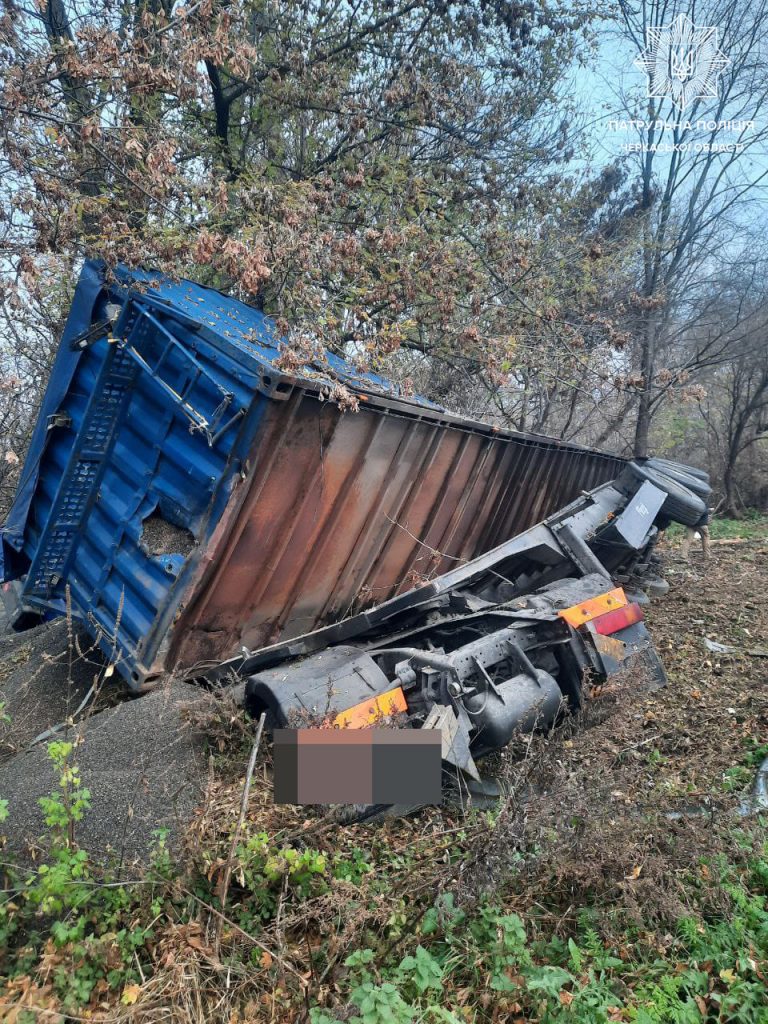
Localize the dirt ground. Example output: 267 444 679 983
0 526 766 1022
1 532 765 888
0 621 208 865
647 536 768 805
183 528 768 938
496 531 768 928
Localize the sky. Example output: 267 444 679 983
565 6 768 255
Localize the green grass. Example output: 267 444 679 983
4 695 768 1020
6 823 768 1022
310 836 768 1024
3 744 768 1021
666 512 768 543
708 513 768 541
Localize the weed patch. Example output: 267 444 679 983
1 540 767 1020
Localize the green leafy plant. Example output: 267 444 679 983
37 740 91 848
0 737 165 1011
397 945 444 994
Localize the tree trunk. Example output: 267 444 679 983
634 388 652 458
722 460 738 517
722 430 743 517
633 311 656 458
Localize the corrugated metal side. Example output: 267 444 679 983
14 300 269 685
6 262 626 686
169 390 624 672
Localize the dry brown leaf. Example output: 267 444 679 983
121 982 142 1005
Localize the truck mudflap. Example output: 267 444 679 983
558 590 667 688
234 458 708 803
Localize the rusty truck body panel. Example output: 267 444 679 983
0 261 624 687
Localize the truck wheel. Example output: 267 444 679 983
644 459 712 499
620 461 707 527
647 457 710 482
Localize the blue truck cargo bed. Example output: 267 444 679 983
1 261 625 687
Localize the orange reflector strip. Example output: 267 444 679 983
333 687 408 729
592 602 644 635
558 587 628 627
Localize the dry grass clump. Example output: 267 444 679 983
4 543 766 1021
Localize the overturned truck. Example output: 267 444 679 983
1 262 710 788
220 457 710 790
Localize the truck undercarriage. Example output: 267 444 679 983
206 457 710 804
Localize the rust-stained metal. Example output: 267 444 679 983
170 389 624 673
2 261 626 688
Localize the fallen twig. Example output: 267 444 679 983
215 711 266 953
183 887 307 982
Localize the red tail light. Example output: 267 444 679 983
592 602 644 635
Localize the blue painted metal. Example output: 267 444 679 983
0 262 432 680
1 261 625 687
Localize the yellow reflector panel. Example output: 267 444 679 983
558 587 628 628
333 687 408 729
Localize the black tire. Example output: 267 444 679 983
647 457 710 482
618 461 707 527
645 459 712 499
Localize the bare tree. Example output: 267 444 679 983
615 0 768 455
697 330 768 513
